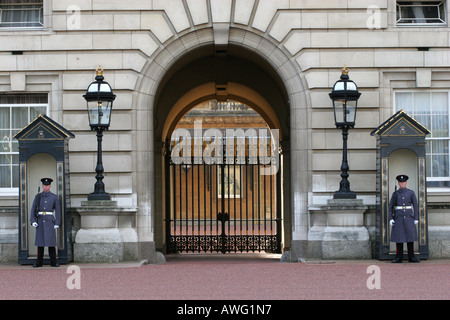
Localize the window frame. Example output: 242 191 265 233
396 1 447 26
0 0 44 30
394 90 450 191
0 102 48 196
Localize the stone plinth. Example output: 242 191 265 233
74 200 138 262
0 208 18 262
308 199 370 259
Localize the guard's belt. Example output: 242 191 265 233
395 206 412 210
38 211 53 215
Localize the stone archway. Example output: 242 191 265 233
153 45 291 142
134 27 308 261
151 43 294 255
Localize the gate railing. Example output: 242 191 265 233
165 137 281 254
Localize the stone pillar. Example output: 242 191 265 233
309 199 370 259
74 200 138 262
322 199 370 259
0 208 18 262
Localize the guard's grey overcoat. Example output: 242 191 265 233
30 191 61 247
388 187 418 243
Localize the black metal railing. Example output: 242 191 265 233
165 142 281 254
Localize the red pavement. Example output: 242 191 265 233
0 253 448 300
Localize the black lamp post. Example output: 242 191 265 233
83 66 116 201
329 67 361 199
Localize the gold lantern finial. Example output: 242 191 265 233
341 66 349 75
96 66 103 76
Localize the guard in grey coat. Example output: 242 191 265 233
30 178 61 267
388 174 420 263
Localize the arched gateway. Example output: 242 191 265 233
165 99 281 254
133 27 309 259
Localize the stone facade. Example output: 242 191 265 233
1 0 450 262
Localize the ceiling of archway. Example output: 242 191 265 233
154 45 290 141
174 99 268 131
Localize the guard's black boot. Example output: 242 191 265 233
391 257 403 263
407 242 419 263
392 243 403 263
34 247 44 268
49 247 58 267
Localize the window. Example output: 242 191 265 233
395 92 450 187
218 166 242 198
0 94 47 192
397 1 446 25
0 0 44 28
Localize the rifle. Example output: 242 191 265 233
33 186 41 223
392 185 398 220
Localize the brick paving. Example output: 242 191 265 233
0 253 448 301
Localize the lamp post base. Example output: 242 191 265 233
88 192 111 201
333 191 356 199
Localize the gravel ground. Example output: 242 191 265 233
0 254 448 301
